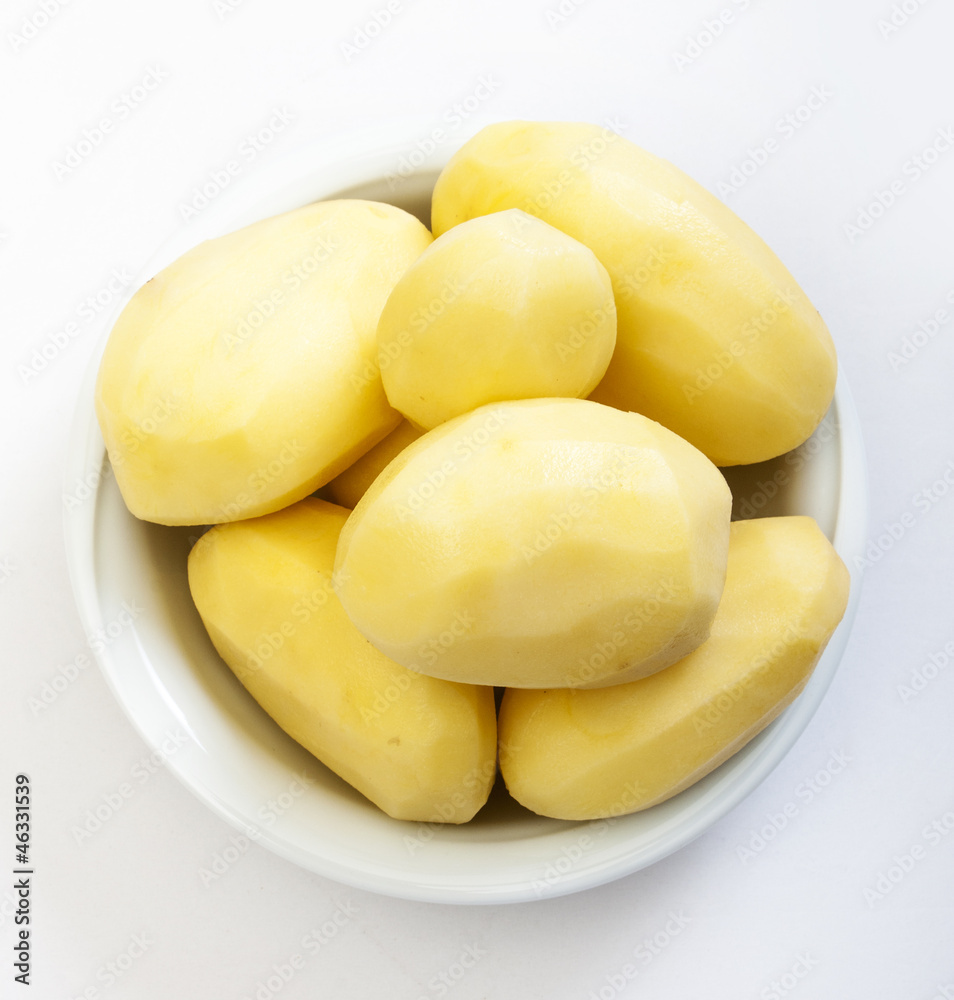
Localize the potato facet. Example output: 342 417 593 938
377 209 616 429
96 200 432 525
432 121 837 466
498 516 850 820
333 397 731 689
187 498 497 823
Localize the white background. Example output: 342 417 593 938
3 0 954 997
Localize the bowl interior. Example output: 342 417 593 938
64 130 866 904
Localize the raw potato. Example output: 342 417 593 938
432 121 837 466
96 200 432 525
334 397 731 689
187 498 497 823
325 420 423 509
377 209 616 429
498 516 850 820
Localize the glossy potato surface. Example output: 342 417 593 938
97 200 432 524
432 121 837 466
188 498 497 823
377 209 616 429
334 398 731 689
498 516 850 820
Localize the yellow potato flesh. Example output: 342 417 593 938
431 121 837 466
377 208 616 429
187 498 497 823
498 516 850 820
333 397 731 689
325 420 423 509
96 200 432 525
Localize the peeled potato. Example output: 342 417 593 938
376 208 616 428
498 516 850 820
325 420 423 509
187 498 497 823
432 121 837 466
333 397 731 689
96 200 432 525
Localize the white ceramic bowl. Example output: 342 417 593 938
63 123 867 904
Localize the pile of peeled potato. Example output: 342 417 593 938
96 121 850 824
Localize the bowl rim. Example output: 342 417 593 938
62 120 868 904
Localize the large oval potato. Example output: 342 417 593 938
97 200 432 525
377 208 616 429
432 121 837 466
188 498 497 823
333 397 731 689
498 516 850 820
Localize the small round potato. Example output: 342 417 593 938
376 209 616 429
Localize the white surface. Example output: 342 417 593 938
2 0 952 994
